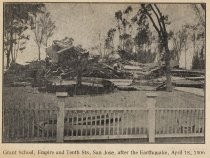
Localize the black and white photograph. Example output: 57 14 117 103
2 2 205 144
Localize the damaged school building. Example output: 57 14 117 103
4 37 204 95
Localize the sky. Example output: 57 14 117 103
14 3 199 68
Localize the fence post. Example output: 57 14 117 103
146 92 157 143
56 92 67 143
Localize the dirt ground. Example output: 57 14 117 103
3 86 204 109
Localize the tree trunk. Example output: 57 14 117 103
164 42 173 92
7 30 14 67
77 66 82 87
77 73 82 87
76 59 82 87
6 53 10 69
117 20 122 49
112 40 114 53
38 45 41 60
45 39 48 58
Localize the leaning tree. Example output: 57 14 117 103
134 4 173 91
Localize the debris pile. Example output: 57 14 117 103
4 37 205 94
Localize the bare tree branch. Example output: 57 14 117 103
141 4 161 37
154 4 167 33
150 4 164 34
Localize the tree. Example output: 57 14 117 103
192 50 204 70
3 3 44 68
104 28 116 56
191 4 205 27
133 26 155 63
133 13 153 52
135 4 172 91
42 14 56 56
115 6 133 51
115 10 123 48
4 21 29 65
171 26 188 63
12 31 29 63
190 4 205 69
31 8 55 60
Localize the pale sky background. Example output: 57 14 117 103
13 3 200 69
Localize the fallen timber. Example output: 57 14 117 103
156 79 204 91
172 80 204 88
185 77 204 81
39 77 116 95
171 69 204 77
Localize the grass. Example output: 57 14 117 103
3 86 204 109
2 86 205 143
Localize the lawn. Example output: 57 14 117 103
2 86 205 143
3 86 204 108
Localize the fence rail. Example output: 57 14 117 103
3 102 58 142
63 109 148 141
3 93 205 143
155 108 204 138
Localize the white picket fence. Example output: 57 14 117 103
3 93 204 143
63 108 149 141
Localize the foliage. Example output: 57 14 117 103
171 26 188 62
118 50 134 61
191 4 205 27
104 28 116 55
135 50 156 63
190 4 205 68
192 47 205 69
4 3 44 68
30 7 56 60
134 4 172 91
134 23 153 51
114 6 133 50
118 49 155 63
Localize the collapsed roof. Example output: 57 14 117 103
46 37 88 64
